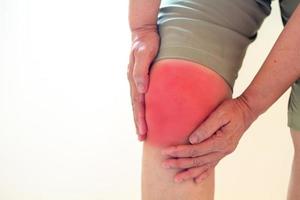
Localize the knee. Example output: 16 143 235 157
145 59 232 148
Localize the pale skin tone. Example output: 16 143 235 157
140 58 233 200
288 130 300 200
128 0 220 198
161 3 300 189
128 0 300 199
127 0 161 141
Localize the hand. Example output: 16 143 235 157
127 25 160 141
161 96 259 183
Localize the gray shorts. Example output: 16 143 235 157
152 0 300 131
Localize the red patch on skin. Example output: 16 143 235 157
145 59 231 148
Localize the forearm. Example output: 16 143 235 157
241 4 300 118
128 0 161 40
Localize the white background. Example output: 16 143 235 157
0 0 293 199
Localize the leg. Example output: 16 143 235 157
142 59 232 200
141 0 270 199
282 2 300 198
287 79 300 199
287 129 300 200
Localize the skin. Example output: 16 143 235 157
127 0 161 141
142 59 231 199
128 0 300 198
161 3 300 190
288 129 300 200
145 59 231 148
128 1 219 198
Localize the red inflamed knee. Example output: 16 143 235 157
145 59 231 148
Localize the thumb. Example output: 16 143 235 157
132 47 152 94
189 107 230 144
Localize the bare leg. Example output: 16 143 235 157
287 129 300 200
142 59 232 200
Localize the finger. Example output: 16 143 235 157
127 51 139 134
131 48 149 136
189 104 230 144
174 164 210 183
127 50 135 82
132 46 152 94
133 92 147 136
194 167 214 184
138 134 147 141
161 139 218 158
162 152 221 169
128 51 147 138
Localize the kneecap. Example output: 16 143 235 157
145 59 231 148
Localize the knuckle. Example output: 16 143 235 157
192 158 203 167
215 130 224 138
136 45 146 53
172 146 181 157
136 45 150 56
173 160 181 168
204 163 211 170
215 110 229 124
133 95 139 104
214 131 228 150
133 95 144 105
132 71 147 83
185 169 194 177
132 73 144 84
189 148 198 157
228 145 237 154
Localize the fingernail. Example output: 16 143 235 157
137 82 144 93
174 177 183 183
189 135 199 144
138 134 145 141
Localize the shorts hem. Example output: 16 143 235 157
153 46 237 91
287 111 300 131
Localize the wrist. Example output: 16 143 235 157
131 24 158 41
235 93 261 124
238 88 264 120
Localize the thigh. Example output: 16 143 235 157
155 0 270 89
142 59 232 200
288 79 300 132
